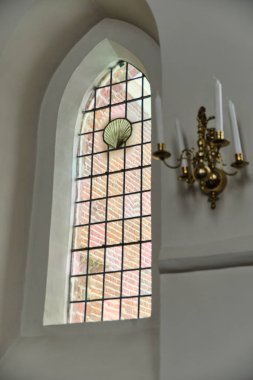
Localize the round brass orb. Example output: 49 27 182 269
198 139 204 147
201 168 227 194
205 171 221 189
194 165 210 180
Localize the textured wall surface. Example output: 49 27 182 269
1 1 253 380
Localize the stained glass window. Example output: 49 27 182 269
68 61 152 323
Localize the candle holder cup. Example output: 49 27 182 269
231 153 249 168
152 143 171 160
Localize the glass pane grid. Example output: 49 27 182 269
78 118 152 137
70 266 152 278
76 162 151 181
81 94 151 116
69 61 152 324
77 140 151 159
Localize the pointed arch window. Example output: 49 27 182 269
68 61 152 323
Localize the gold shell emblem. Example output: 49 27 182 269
103 118 132 149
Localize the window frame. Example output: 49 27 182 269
68 62 152 323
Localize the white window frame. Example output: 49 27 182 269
21 19 162 335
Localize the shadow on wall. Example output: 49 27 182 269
94 0 159 43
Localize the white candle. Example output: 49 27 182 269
228 100 242 154
176 119 188 167
155 92 165 142
215 79 223 132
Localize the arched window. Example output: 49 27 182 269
68 61 152 323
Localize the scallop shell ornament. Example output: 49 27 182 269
103 118 132 149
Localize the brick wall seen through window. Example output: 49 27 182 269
68 61 152 323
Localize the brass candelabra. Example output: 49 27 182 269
152 106 249 209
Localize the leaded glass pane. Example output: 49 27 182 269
122 270 139 297
111 82 126 104
128 63 142 80
86 301 102 322
139 296 151 318
75 202 90 225
127 78 143 100
87 274 103 300
88 249 104 274
69 302 85 323
112 61 127 83
107 196 123 221
121 298 138 320
123 244 140 270
71 251 87 275
106 246 122 271
70 277 86 301
124 193 141 218
125 145 141 169
103 299 120 321
126 122 142 146
104 272 121 298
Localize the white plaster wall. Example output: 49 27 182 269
1 1 253 380
0 0 102 359
146 2 253 379
147 0 253 261
0 17 160 380
0 0 157 362
161 268 253 380
0 327 159 380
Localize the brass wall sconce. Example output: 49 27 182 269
153 80 249 209
153 103 249 209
